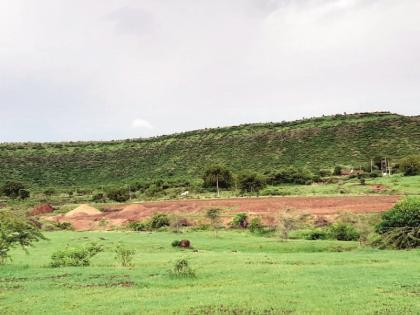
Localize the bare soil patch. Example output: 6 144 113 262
48 195 400 231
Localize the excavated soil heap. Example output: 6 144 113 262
29 203 54 216
65 204 102 217
107 204 148 221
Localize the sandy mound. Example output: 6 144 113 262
29 203 54 216
65 204 102 217
107 204 147 220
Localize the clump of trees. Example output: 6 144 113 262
237 172 266 194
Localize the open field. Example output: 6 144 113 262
1 231 419 314
47 195 401 231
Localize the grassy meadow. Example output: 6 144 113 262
1 230 419 314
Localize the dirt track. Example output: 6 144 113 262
50 195 401 231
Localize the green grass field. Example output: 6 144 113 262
1 231 419 314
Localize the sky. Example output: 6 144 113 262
0 0 419 142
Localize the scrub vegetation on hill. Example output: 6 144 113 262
1 112 419 190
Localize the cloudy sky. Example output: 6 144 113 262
0 0 419 142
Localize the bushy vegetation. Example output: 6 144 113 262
114 244 135 267
0 212 44 264
328 223 360 241
237 172 266 194
169 258 196 278
376 198 420 249
149 213 170 229
1 113 418 191
399 155 420 176
0 181 30 199
107 188 130 202
50 242 103 267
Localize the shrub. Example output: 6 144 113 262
399 155 420 176
376 198 420 249
329 223 360 241
50 242 103 267
237 173 266 194
18 189 30 199
333 165 342 176
0 181 27 199
128 221 149 231
55 222 73 230
230 213 248 228
249 217 263 233
150 213 170 229
92 193 106 203
171 240 181 247
270 167 315 185
169 258 196 278
0 212 45 264
305 229 328 240
114 244 135 267
107 188 130 202
376 198 420 233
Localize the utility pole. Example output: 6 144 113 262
370 159 373 173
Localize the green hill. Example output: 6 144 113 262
0 112 419 189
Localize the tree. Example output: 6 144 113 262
277 210 298 240
1 181 27 199
333 165 342 176
107 188 129 202
399 155 420 176
0 212 45 264
206 208 222 236
237 172 266 194
203 165 233 197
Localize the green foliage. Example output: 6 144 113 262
2 113 416 191
333 166 342 176
107 188 129 202
270 167 315 185
376 198 420 233
92 193 106 203
203 165 233 189
230 213 248 228
399 155 420 176
305 229 328 240
171 240 181 247
114 244 135 267
128 221 149 231
329 223 360 241
0 211 45 264
169 258 196 278
149 213 170 229
0 181 27 199
18 189 30 199
55 222 73 230
50 242 103 267
238 172 266 194
376 198 420 249
249 217 263 233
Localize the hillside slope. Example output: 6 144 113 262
0 112 419 188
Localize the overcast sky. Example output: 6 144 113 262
0 0 419 142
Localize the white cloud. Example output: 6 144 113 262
131 118 153 130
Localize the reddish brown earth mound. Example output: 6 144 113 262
48 195 400 231
29 203 54 216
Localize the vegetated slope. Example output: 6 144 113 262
0 112 419 188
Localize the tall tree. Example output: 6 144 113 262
203 165 233 197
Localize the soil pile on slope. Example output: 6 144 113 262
107 204 148 221
29 203 54 216
65 204 102 217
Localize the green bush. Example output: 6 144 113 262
270 167 315 185
114 244 135 267
0 212 45 264
50 242 103 267
305 229 328 240
237 173 266 194
92 193 106 203
169 258 196 278
107 188 130 202
0 181 27 199
230 213 248 228
249 217 263 233
329 223 360 241
128 221 149 231
333 165 342 176
171 240 181 247
376 198 420 249
399 155 420 176
376 198 420 233
55 222 73 230
150 213 170 229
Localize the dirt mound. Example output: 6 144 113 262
65 204 102 217
29 203 54 216
107 204 148 220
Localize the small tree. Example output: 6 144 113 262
0 212 45 264
1 181 27 199
237 173 266 195
277 210 298 240
231 213 248 228
114 244 135 267
107 188 129 202
333 165 342 176
203 165 233 197
206 208 222 236
399 155 420 176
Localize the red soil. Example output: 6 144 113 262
48 195 400 231
29 203 54 216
